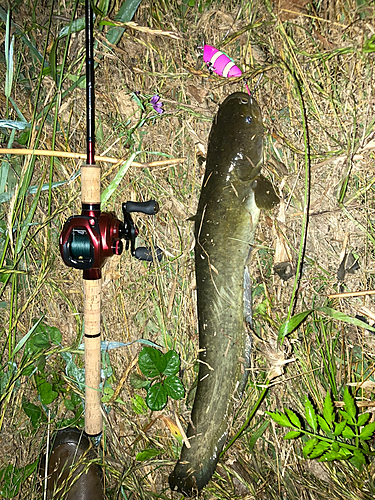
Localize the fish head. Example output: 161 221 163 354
208 92 264 183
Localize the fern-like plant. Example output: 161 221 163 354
266 387 375 470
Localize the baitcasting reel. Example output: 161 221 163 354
60 200 162 280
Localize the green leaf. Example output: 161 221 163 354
323 392 334 427
64 398 76 411
317 307 375 333
343 387 356 422
58 17 85 38
22 401 42 428
317 415 331 434
146 382 167 411
12 318 43 357
357 413 370 427
304 396 317 432
248 420 270 452
132 394 148 415
38 381 58 405
266 410 295 428
278 310 313 341
138 347 166 378
136 448 161 461
0 460 38 498
164 375 185 400
129 372 149 389
318 449 349 462
334 420 347 436
163 350 180 376
342 425 356 439
31 333 50 350
302 438 319 458
285 408 301 428
309 441 330 459
101 152 139 205
283 430 301 439
350 449 366 469
106 0 142 46
359 421 375 440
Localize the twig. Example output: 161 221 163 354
328 290 375 299
0 148 185 167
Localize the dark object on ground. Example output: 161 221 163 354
274 261 295 281
39 427 104 500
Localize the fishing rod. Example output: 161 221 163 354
59 0 161 436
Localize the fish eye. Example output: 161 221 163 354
240 97 248 104
245 116 252 124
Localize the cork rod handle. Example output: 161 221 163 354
83 279 102 435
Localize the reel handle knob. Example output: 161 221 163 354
124 200 159 216
134 247 163 262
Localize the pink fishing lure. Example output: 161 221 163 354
202 45 242 78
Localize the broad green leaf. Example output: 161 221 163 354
304 396 317 432
38 381 58 405
350 449 366 469
317 415 331 434
164 375 185 400
343 387 356 422
334 420 346 436
342 425 355 439
309 441 330 459
138 347 165 378
357 413 370 427
302 438 319 458
136 448 161 461
35 321 62 345
359 421 375 440
65 398 76 411
278 310 313 341
129 372 149 389
22 401 42 428
323 392 334 427
285 408 301 428
331 441 339 452
106 0 142 46
32 333 50 349
317 307 375 333
340 410 353 424
283 430 301 440
163 350 180 376
146 382 167 411
58 17 85 38
132 394 148 415
266 410 295 428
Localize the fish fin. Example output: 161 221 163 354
252 175 279 209
187 214 197 222
248 163 262 180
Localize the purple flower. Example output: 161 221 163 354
150 95 164 114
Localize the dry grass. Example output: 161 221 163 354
0 0 375 498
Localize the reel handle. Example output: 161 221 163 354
124 200 159 216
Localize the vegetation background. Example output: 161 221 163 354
0 0 375 498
